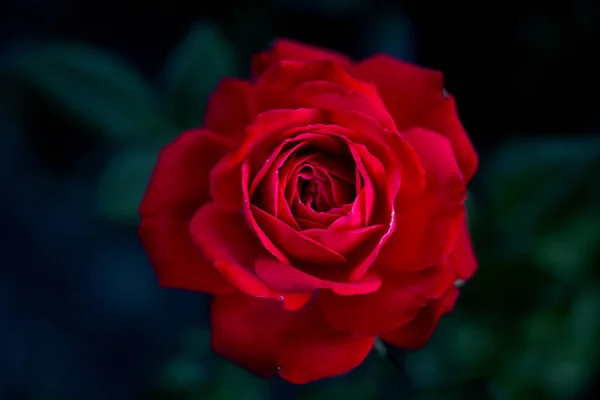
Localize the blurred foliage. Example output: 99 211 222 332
4 42 174 143
2 12 600 400
162 23 238 130
3 22 236 226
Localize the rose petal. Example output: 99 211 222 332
252 39 351 78
309 154 355 184
329 172 355 207
302 225 385 256
189 203 275 297
328 273 382 295
138 129 236 295
378 128 466 271
276 185 301 229
211 294 374 383
320 261 455 336
327 110 424 201
292 199 344 228
251 141 303 199
204 78 252 139
189 203 310 311
241 163 292 264
257 163 280 217
353 54 443 128
282 154 318 204
327 187 366 231
295 217 328 230
252 205 346 265
353 54 477 182
423 94 479 183
254 257 323 292
251 59 393 130
210 108 321 211
449 218 478 280
380 286 459 349
348 142 386 225
286 80 396 130
254 256 381 296
139 129 233 216
139 215 234 295
252 133 343 200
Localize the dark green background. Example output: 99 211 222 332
1 1 599 399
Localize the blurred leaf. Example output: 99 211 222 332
404 348 448 388
155 329 215 398
366 12 415 62
180 329 212 358
541 352 592 400
486 135 600 255
5 42 173 142
300 378 380 400
161 357 210 392
97 139 170 224
567 286 600 347
522 309 561 348
532 208 600 281
162 23 237 130
299 362 382 400
210 362 270 400
442 319 496 375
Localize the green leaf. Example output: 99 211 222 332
531 208 600 281
485 135 600 255
299 353 383 400
97 139 170 224
210 362 270 400
180 329 212 358
404 348 448 388
161 357 210 392
162 23 237 130
5 42 172 142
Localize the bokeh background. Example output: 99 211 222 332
1 1 600 399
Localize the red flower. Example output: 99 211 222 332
139 39 478 383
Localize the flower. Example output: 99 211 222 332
139 39 478 383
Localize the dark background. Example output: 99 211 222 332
1 1 599 399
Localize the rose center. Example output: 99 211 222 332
298 178 322 211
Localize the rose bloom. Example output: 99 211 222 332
139 39 478 384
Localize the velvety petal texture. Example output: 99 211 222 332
380 286 460 349
353 54 478 182
139 129 236 295
204 78 252 139
212 295 374 383
138 38 479 384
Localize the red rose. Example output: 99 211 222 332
139 39 478 383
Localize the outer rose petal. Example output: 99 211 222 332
139 129 234 216
252 39 351 78
353 54 443 129
449 218 478 280
319 261 455 336
138 129 235 294
139 215 233 295
211 294 374 383
378 128 466 271
353 54 478 182
254 257 381 296
250 60 395 130
380 286 459 349
421 94 478 183
204 78 252 139
210 108 322 211
190 203 311 311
